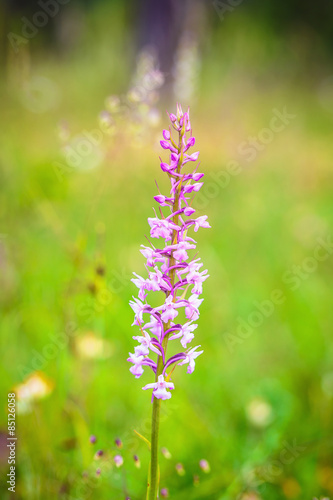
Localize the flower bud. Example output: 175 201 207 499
183 207 196 217
154 195 166 204
192 173 204 181
160 140 170 150
114 455 123 468
161 447 171 459
160 162 171 173
175 463 185 476
115 438 123 449
184 136 195 151
176 103 183 121
160 488 169 497
193 474 200 486
186 119 191 132
199 459 210 473
89 435 97 444
133 454 141 468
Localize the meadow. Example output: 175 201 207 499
0 3 333 499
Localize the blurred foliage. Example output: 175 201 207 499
0 2 333 500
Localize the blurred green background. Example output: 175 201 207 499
0 1 333 499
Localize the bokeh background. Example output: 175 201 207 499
1 1 333 499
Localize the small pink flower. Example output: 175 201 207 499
170 322 198 348
185 295 203 321
127 352 145 378
199 459 210 473
178 346 203 374
114 455 123 467
154 295 180 323
129 297 147 325
193 215 211 232
143 375 174 400
133 332 161 357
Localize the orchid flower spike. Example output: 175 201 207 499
128 106 210 399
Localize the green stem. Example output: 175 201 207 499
149 394 161 500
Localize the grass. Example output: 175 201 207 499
0 4 333 499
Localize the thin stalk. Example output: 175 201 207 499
148 394 161 499
148 124 185 500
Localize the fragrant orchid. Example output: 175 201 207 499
128 105 210 399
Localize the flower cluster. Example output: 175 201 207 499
128 105 210 400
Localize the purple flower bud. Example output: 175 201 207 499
160 162 176 173
161 447 172 459
186 121 191 132
95 450 103 458
161 488 169 497
114 455 123 468
192 172 204 181
199 459 210 473
96 468 101 476
176 103 183 121
133 454 141 468
185 136 195 151
115 438 122 449
89 435 97 444
175 463 185 476
162 129 171 140
154 195 166 204
183 207 196 217
160 140 173 150
169 113 177 123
